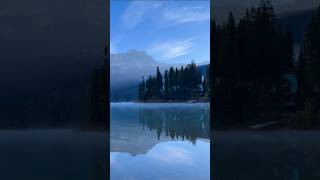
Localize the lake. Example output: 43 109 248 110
110 102 210 180
0 130 108 180
214 131 320 180
2 103 319 179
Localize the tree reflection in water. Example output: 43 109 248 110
138 106 210 145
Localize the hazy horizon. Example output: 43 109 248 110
110 49 210 65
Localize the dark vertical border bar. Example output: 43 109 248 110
105 0 110 178
210 0 214 179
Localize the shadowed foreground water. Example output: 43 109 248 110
110 103 210 180
0 130 108 180
214 131 320 180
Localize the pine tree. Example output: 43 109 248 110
145 75 153 100
138 77 146 101
138 62 207 101
222 12 237 80
175 68 179 97
168 67 175 99
213 0 295 126
283 28 295 72
156 66 163 99
303 6 320 92
297 5 320 108
178 66 185 99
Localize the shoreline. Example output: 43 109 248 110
212 129 320 133
111 100 209 103
213 126 320 132
110 101 210 104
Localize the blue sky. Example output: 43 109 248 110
111 0 210 64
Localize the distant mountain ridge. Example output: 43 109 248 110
110 50 209 101
111 50 174 101
111 50 164 101
111 50 159 90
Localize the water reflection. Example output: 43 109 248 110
111 141 210 180
110 103 210 180
138 105 210 144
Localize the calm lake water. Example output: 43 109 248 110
110 102 210 180
214 131 320 180
0 130 108 180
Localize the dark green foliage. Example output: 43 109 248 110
138 77 146 101
203 65 210 99
298 6 320 99
294 98 320 129
164 70 169 100
295 6 320 127
138 62 209 101
213 0 295 127
156 66 163 98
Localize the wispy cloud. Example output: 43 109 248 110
160 4 210 27
121 0 163 29
121 1 209 30
147 37 195 61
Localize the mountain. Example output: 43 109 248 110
110 50 207 102
111 50 159 91
110 50 210 101
111 50 170 101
